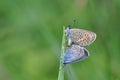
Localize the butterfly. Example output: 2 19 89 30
66 27 96 46
62 44 89 64
62 27 96 64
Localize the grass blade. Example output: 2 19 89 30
58 26 66 80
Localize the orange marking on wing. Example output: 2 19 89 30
77 33 88 44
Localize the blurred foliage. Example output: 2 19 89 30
0 0 120 80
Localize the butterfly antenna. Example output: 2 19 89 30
70 20 76 27
67 20 76 28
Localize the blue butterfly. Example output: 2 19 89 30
62 44 89 64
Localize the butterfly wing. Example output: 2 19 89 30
69 29 96 46
62 45 89 64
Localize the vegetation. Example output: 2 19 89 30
0 0 120 80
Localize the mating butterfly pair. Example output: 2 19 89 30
62 27 96 64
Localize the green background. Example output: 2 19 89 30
0 0 120 80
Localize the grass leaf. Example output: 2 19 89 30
58 26 66 80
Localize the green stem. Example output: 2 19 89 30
58 26 66 80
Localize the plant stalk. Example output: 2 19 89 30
58 26 66 80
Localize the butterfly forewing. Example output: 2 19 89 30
68 28 96 46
